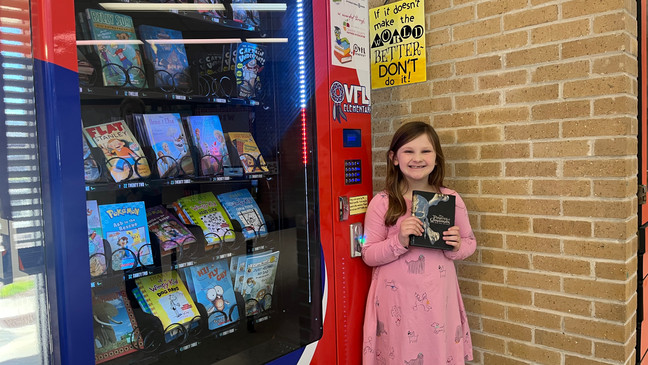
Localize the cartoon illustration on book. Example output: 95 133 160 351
333 26 352 64
186 115 231 175
99 201 153 270
87 200 107 277
92 288 139 363
235 43 265 99
138 25 192 93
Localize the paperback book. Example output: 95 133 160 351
226 132 268 173
409 190 455 250
232 0 260 29
137 25 192 92
185 115 231 175
234 42 265 99
147 205 196 255
83 135 101 183
92 287 139 364
87 200 107 277
240 250 279 315
176 192 236 245
217 189 267 240
136 113 194 177
99 201 153 270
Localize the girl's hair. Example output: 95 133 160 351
384 121 445 226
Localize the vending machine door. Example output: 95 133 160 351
31 0 322 363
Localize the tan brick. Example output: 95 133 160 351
507 198 560 215
506 270 560 291
423 0 450 12
564 75 634 98
482 317 532 341
533 255 592 275
456 126 503 143
532 100 590 120
533 179 591 197
536 329 593 355
458 279 480 297
593 137 637 156
371 103 410 119
410 97 452 114
530 19 590 44
504 5 558 31
534 292 592 316
564 158 635 178
481 214 530 233
534 140 590 158
429 5 475 28
478 70 528 90
593 178 637 198
506 84 559 103
481 248 530 268
564 277 632 301
466 197 504 213
462 298 506 319
593 12 635 34
594 338 636 362
457 263 504 283
562 117 636 138
533 218 591 237
453 17 501 41
469 332 506 353
428 63 453 80
562 34 632 59
594 218 637 240
444 145 479 160
505 161 557 177
506 45 560 67
426 28 451 47
592 54 638 75
532 60 590 82
564 355 616 365
474 231 504 248
455 161 502 177
564 239 632 262
483 353 529 365
482 179 531 195
477 0 527 18
428 41 475 63
433 112 477 128
433 77 475 95
478 106 529 124
445 179 479 194
436 129 456 144
481 143 530 159
564 316 631 342
393 82 432 100
595 258 636 281
506 234 561 254
593 96 637 116
563 199 634 219
477 31 528 54
595 297 636 322
456 91 501 109
456 55 502 75
505 122 559 140
563 0 626 19
507 341 562 365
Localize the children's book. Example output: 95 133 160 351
234 42 265 99
135 270 200 334
83 135 101 183
176 192 236 245
184 259 240 330
92 287 139 364
87 200 107 277
85 9 147 88
137 25 192 92
333 26 352 64
409 190 456 250
217 189 267 240
99 201 153 271
147 205 196 255
231 255 247 293
195 0 224 19
226 132 268 173
185 115 231 175
84 120 152 182
241 250 279 315
232 0 260 29
138 113 194 177
132 286 152 314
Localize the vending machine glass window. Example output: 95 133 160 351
74 0 321 363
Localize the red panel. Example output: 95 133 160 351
30 0 77 71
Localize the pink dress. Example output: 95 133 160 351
361 188 476 365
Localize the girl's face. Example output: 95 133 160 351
391 134 436 186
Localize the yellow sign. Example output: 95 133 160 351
349 195 368 215
369 0 426 89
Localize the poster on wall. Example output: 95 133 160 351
369 0 426 89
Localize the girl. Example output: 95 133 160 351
362 121 476 364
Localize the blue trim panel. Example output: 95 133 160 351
34 59 94 365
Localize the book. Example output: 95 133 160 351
241 251 279 315
231 254 247 293
92 287 139 363
138 113 194 177
184 259 240 330
99 201 154 270
185 115 231 175
82 135 101 183
333 26 352 64
232 0 260 29
137 25 192 93
195 0 224 19
83 120 152 182
217 189 267 240
132 286 152 314
234 42 265 99
87 200 107 277
85 9 146 88
409 190 456 250
226 132 268 173
147 205 196 256
334 51 352 64
176 192 236 245
134 270 200 334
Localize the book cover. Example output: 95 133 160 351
85 9 147 88
99 201 153 270
241 251 279 315
184 259 240 330
232 0 260 29
231 254 247 293
83 135 101 183
177 192 236 244
139 113 194 177
226 132 268 173
135 270 200 332
195 0 224 19
186 115 230 175
217 189 267 240
92 287 139 364
409 190 455 250
234 42 265 99
137 25 192 93
83 120 152 182
146 205 196 255
87 200 107 277
132 286 152 314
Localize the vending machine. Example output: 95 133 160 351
18 0 374 362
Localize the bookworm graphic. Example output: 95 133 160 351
235 43 265 99
138 25 192 92
99 201 153 270
333 26 352 64
84 120 151 182
410 191 455 250
92 288 139 363
186 115 231 175
217 189 268 240
226 132 269 173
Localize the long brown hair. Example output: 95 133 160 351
384 121 445 226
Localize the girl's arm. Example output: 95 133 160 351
443 192 476 261
361 194 409 267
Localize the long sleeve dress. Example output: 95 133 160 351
361 187 476 365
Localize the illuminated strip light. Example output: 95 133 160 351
76 40 143 46
145 38 242 45
245 38 288 43
99 3 286 11
296 0 308 165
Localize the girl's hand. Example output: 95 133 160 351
443 226 461 251
399 216 424 248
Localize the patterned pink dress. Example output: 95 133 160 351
361 188 476 365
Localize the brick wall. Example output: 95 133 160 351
368 0 639 363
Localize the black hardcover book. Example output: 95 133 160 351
409 190 455 250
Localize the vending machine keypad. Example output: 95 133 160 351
344 159 361 185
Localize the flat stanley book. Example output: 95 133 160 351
409 190 455 250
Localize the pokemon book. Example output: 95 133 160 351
217 189 268 240
240 250 279 315
92 287 139 363
84 120 151 182
139 113 194 177
225 132 268 173
409 190 455 250
146 205 196 256
176 192 236 245
99 201 153 270
185 115 231 175
87 200 107 277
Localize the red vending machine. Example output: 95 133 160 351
24 0 373 362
